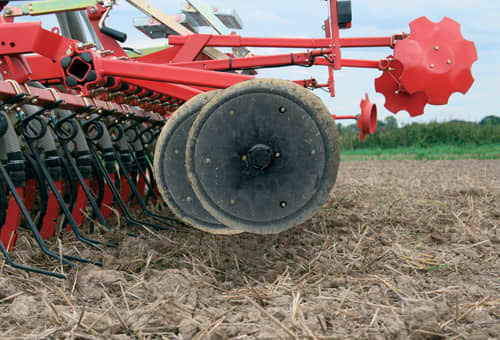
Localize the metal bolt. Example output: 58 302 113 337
229 110 235 116
447 59 452 64
186 196 192 203
241 155 247 161
16 107 21 112
279 106 287 114
430 64 435 69
230 199 235 205
205 158 212 164
395 90 400 95
89 6 98 14
274 152 281 158
434 46 440 51
31 98 38 104
311 149 316 155
4 8 12 16
175 149 180 155
98 109 103 114
280 201 287 208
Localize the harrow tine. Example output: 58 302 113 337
25 142 104 252
118 121 178 223
88 141 178 233
51 108 112 232
20 104 104 253
126 147 177 223
58 140 112 232
83 113 181 232
134 126 163 205
129 145 161 206
115 152 177 226
0 164 75 269
0 242 66 279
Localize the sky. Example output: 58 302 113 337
15 0 500 125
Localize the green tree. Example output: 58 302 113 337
384 116 398 130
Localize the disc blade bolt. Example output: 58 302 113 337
279 106 287 114
274 152 281 158
230 200 235 205
434 46 440 51
229 110 235 116
204 158 212 165
280 201 287 209
186 197 192 203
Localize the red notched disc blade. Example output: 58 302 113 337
375 58 429 117
394 16 478 105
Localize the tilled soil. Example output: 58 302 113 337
0 160 499 339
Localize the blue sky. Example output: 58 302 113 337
19 0 500 125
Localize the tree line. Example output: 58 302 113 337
338 115 500 150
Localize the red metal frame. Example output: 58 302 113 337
0 7 395 112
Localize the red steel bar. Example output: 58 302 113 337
94 57 254 89
168 35 393 49
333 115 358 120
318 58 380 69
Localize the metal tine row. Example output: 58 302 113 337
0 92 182 279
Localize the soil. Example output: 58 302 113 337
0 160 499 339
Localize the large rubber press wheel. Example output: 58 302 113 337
186 79 340 234
153 91 240 235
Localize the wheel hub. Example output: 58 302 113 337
246 144 273 170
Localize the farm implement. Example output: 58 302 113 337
0 0 477 278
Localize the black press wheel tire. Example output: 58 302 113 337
153 91 241 235
186 78 340 234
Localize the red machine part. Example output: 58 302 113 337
358 94 377 141
375 57 429 116
0 188 23 251
66 179 91 232
100 173 115 220
40 180 64 239
394 16 478 105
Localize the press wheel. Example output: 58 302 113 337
153 91 240 235
186 79 340 234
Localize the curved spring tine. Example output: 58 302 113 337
87 142 180 233
129 140 161 204
25 142 104 253
0 241 65 279
115 154 178 226
51 123 112 232
0 165 76 267
124 149 177 224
